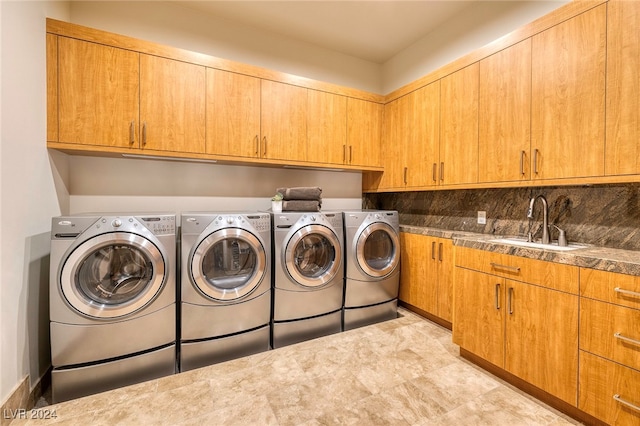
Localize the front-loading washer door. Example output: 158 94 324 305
60 232 166 319
191 228 266 301
285 224 341 288
356 222 399 278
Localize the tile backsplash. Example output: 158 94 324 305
363 183 640 251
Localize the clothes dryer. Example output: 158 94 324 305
343 210 400 330
49 214 177 403
272 211 344 348
180 212 271 371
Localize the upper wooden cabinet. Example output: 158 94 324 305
206 69 261 158
440 63 479 186
531 4 606 180
346 98 382 168
140 55 206 153
478 39 531 183
605 0 640 176
260 80 308 162
307 90 347 165
57 37 140 148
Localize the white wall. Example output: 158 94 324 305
0 0 70 406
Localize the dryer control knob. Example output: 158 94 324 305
310 216 316 221
112 219 122 228
226 217 234 224
375 214 382 220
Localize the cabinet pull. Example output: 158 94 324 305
613 394 640 413
403 167 408 185
533 149 539 175
431 241 436 260
255 135 259 156
129 121 135 145
440 162 444 182
614 287 640 299
614 332 640 347
262 136 267 156
490 263 521 273
520 150 525 176
343 145 347 163
432 163 437 182
508 287 514 314
438 242 443 262
495 283 501 310
349 145 353 163
142 121 147 146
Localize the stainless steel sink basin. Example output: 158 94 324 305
489 237 589 252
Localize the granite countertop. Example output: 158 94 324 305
400 225 640 277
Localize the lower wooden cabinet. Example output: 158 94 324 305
453 247 579 405
399 233 453 323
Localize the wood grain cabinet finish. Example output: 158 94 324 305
454 247 579 405
605 0 640 176
57 37 140 148
578 268 640 425
307 90 347 165
440 63 479 186
205 69 261 158
399 233 453 323
530 4 606 180
346 98 382 168
478 39 531 183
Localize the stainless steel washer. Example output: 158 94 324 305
343 210 400 330
180 212 271 371
49 214 177 403
272 211 344 348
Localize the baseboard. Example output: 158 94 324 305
398 301 452 330
1 369 51 426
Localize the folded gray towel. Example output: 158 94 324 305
282 200 321 212
276 187 322 201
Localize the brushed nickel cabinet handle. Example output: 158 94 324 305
440 162 444 182
614 394 640 413
490 262 521 273
262 136 267 156
520 150 525 176
349 145 353 163
431 241 436 260
142 121 147 146
508 287 514 314
614 287 640 299
404 167 408 185
433 163 437 182
614 332 640 347
343 145 347 163
255 135 259 156
129 121 135 145
438 242 443 262
533 149 539 175
495 283 501 310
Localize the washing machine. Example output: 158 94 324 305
49 213 177 403
180 212 271 371
272 211 344 348
343 210 400 330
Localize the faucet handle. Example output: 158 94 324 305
551 224 568 247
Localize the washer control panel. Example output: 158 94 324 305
139 215 176 235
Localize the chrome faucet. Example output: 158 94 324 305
527 195 551 244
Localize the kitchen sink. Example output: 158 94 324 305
489 237 589 252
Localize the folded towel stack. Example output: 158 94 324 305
276 187 322 212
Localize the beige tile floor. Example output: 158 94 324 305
15 309 582 425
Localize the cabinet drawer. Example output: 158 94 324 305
455 246 578 294
579 351 640 425
580 268 640 310
580 298 640 370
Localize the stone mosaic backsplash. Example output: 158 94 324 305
363 183 640 251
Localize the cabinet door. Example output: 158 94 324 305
206 69 260 158
261 80 307 162
504 280 578 405
58 37 139 148
452 267 504 368
440 63 479 185
605 0 640 176
140 54 206 153
347 99 382 167
407 82 440 188
531 5 606 180
479 39 531 183
47 34 58 142
436 238 454 322
377 98 405 189
399 233 429 309
307 90 347 165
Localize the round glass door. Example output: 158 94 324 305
60 232 166 319
356 223 399 278
285 224 341 287
191 228 266 301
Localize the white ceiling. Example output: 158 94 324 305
174 1 481 63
